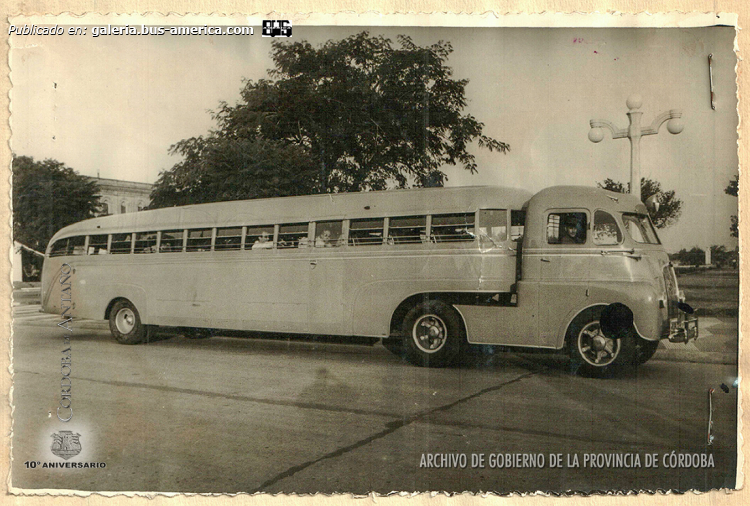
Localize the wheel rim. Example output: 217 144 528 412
412 314 447 353
577 320 620 367
115 308 136 334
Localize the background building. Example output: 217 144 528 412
88 176 153 216
13 177 153 284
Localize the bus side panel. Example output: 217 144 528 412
347 251 507 337
455 280 541 346
152 254 311 333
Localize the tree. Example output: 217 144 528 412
709 244 737 268
12 155 101 252
151 32 509 207
149 138 319 208
597 177 682 228
725 175 738 238
671 247 705 267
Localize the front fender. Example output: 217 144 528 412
555 281 661 347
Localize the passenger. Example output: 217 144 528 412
560 215 585 244
315 229 333 248
252 231 273 249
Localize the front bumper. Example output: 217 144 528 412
668 315 698 343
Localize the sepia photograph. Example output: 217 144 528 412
7 12 740 495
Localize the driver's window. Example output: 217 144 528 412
547 212 587 245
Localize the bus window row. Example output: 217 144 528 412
48 209 526 257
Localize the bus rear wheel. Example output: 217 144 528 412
109 299 147 345
567 308 635 377
402 300 462 368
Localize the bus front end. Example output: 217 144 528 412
662 262 699 343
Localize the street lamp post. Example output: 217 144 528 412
588 95 684 201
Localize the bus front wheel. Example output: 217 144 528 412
567 308 635 377
402 300 462 367
109 299 147 345
635 338 660 365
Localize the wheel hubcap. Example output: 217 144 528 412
115 308 136 334
578 320 620 366
413 314 447 353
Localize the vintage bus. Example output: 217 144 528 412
41 185 697 374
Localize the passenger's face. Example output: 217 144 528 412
565 224 577 237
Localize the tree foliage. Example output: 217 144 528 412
150 32 508 207
597 177 682 228
669 247 706 267
725 175 738 238
12 155 101 252
150 138 319 208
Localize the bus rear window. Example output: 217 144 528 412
160 230 184 252
478 210 507 244
622 213 660 244
314 221 344 248
135 232 158 253
49 239 68 257
278 223 308 249
215 227 243 251
432 213 475 242
389 216 426 244
349 218 384 246
247 226 274 250
88 234 108 255
186 229 212 252
67 236 86 256
110 233 133 254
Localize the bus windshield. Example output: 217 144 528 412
621 213 660 244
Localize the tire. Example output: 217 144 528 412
182 327 214 340
402 300 463 368
567 307 636 377
109 299 147 345
635 338 660 365
382 337 406 357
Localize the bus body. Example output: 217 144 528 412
41 185 697 373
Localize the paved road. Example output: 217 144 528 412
10 305 738 494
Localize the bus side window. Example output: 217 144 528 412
547 212 587 245
246 226 274 250
593 210 622 245
134 232 158 253
477 210 507 246
67 236 86 256
388 216 426 244
277 223 308 249
186 228 212 252
216 227 243 251
110 233 133 254
49 239 68 257
349 218 384 246
432 213 475 242
511 210 526 242
88 234 108 255
160 230 184 252
315 221 344 248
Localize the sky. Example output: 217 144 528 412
9 23 739 252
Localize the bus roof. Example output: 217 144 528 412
50 185 535 240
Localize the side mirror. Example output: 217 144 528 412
645 194 660 214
